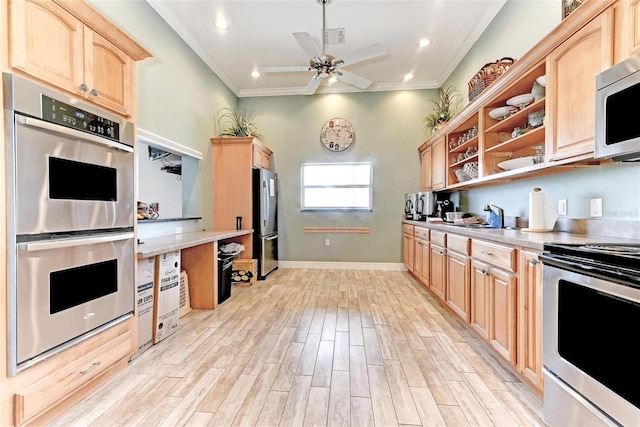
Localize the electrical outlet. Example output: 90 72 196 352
175 226 182 234
558 199 568 216
590 198 603 217
325 238 330 247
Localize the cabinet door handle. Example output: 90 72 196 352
79 83 88 92
529 258 539 266
481 268 489 276
80 361 101 375
90 88 99 97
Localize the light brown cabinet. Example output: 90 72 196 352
8 0 150 117
420 145 432 191
431 136 447 190
616 0 640 61
488 266 517 364
429 231 447 300
470 260 490 339
402 224 415 271
211 137 273 259
518 249 544 391
446 234 470 321
546 8 614 161
413 226 430 285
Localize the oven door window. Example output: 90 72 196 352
49 157 117 201
558 279 640 409
50 259 118 314
605 82 640 145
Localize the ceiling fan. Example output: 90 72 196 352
258 0 386 95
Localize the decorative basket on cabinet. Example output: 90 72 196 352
467 57 517 102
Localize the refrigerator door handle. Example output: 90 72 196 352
263 181 268 227
265 235 278 241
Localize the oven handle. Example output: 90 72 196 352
19 232 134 252
16 116 134 153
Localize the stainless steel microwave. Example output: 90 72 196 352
595 53 640 161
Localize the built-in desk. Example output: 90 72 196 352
137 229 253 309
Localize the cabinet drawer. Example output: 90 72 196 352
431 230 446 247
403 224 415 235
14 330 132 426
414 226 429 241
472 239 517 272
447 234 470 255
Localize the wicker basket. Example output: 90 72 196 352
467 57 516 102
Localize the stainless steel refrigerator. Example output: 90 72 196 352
253 168 278 279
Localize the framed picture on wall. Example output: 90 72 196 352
562 0 584 19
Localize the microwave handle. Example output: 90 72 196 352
19 232 134 252
16 116 134 153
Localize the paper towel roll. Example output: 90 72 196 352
528 188 558 231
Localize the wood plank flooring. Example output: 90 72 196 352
50 269 544 426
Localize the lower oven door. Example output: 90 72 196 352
13 232 135 370
542 264 640 426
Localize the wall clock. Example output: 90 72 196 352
320 118 354 151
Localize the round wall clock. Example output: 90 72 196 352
320 118 354 151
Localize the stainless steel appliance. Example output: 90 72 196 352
415 191 434 221
595 52 640 161
540 244 640 426
253 168 278 279
3 73 136 375
404 193 417 220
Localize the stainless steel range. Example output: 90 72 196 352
540 243 640 426
3 73 136 375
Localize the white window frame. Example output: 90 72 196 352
301 162 373 211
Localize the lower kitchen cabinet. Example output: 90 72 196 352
429 231 447 300
489 266 517 365
518 249 544 391
402 224 415 271
470 260 490 339
446 234 470 321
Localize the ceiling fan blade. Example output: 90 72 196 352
334 43 386 67
293 32 321 58
259 66 312 73
333 70 372 90
303 74 323 95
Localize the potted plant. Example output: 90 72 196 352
216 106 264 141
423 86 461 135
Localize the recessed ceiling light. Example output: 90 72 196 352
404 73 414 81
251 71 260 78
418 38 431 48
214 19 228 30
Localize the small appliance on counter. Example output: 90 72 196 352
404 193 417 220
415 191 435 221
434 193 454 220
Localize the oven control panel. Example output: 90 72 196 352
42 95 121 142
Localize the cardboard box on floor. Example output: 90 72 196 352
154 250 181 343
132 256 155 360
179 270 192 318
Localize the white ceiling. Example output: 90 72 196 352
147 0 507 97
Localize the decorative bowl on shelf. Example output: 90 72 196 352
488 106 518 120
506 93 534 109
454 168 469 182
528 110 545 127
497 156 535 170
536 75 546 87
463 161 479 179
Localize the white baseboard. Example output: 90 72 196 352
277 261 407 271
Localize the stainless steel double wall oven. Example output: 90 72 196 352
3 73 136 375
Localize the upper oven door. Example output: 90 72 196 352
12 114 134 235
595 57 640 161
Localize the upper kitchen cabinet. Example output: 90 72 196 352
419 143 432 191
546 7 614 161
8 0 151 118
616 0 640 61
419 137 446 191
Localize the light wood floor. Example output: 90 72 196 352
51 268 545 426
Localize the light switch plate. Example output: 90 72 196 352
558 199 567 216
590 198 602 217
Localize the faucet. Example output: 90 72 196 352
483 204 504 228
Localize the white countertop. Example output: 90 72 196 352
137 229 253 258
402 219 640 250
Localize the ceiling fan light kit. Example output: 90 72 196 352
258 0 385 95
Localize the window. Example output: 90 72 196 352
301 162 372 210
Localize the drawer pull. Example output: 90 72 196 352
481 251 493 256
80 361 101 375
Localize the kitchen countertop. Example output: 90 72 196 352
402 219 640 250
137 229 253 258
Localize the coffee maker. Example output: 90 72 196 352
404 193 417 220
415 191 435 220
434 193 455 219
